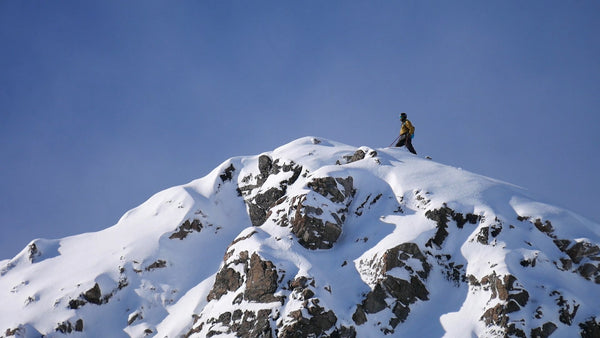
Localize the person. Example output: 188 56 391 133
395 112 417 154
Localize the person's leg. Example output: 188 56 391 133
395 135 406 147
405 136 417 154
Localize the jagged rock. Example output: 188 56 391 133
280 302 337 338
361 283 387 314
476 273 530 335
552 291 580 325
425 205 480 248
354 274 429 328
207 267 243 301
234 309 272 338
170 219 203 240
531 322 557 338
145 259 167 271
533 218 555 236
248 187 287 226
258 155 274 185
220 164 236 182
291 200 342 250
83 283 102 305
477 226 490 244
566 241 600 264
290 176 354 250
384 275 429 305
382 242 431 279
330 326 357 338
5 325 42 337
479 273 529 307
199 309 274 338
338 148 378 165
244 253 280 303
352 306 367 325
307 176 354 204
242 156 303 227
56 319 83 334
579 317 600 338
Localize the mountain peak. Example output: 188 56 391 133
1 137 599 337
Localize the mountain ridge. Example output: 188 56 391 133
1 136 599 338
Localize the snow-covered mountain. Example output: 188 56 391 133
1 137 599 338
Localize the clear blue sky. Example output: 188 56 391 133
1 1 599 260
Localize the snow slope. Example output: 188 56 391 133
1 137 599 338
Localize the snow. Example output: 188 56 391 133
0 136 598 337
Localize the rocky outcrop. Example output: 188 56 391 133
200 249 282 336
580 317 600 338
354 243 431 332
476 273 530 336
280 301 337 338
55 319 84 334
336 148 378 165
239 155 303 227
425 205 481 249
290 176 355 250
519 216 600 283
239 153 355 250
169 219 203 240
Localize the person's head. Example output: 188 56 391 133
400 112 407 122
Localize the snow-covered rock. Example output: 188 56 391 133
1 137 599 337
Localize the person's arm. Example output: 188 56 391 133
406 120 415 135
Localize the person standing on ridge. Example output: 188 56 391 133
395 112 417 154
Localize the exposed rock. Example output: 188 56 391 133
307 177 354 204
83 283 102 305
330 326 357 338
382 242 431 279
552 291 580 325
290 176 354 250
219 164 236 182
239 155 303 227
382 275 429 307
534 218 555 237
338 148 378 165
244 253 280 303
280 301 337 338
354 275 429 329
291 199 342 250
248 187 287 226
234 309 273 338
170 219 203 240
531 322 557 338
145 259 167 271
477 226 490 245
352 305 368 325
360 283 388 314
258 155 274 186
207 267 243 301
476 273 530 335
5 325 42 337
565 241 600 264
56 319 83 334
579 317 600 338
424 206 480 248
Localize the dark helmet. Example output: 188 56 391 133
400 112 407 120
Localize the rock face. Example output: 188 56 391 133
1 137 599 338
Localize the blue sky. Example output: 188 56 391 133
1 1 599 260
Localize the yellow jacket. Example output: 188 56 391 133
400 120 415 136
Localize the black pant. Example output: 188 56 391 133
395 134 417 154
